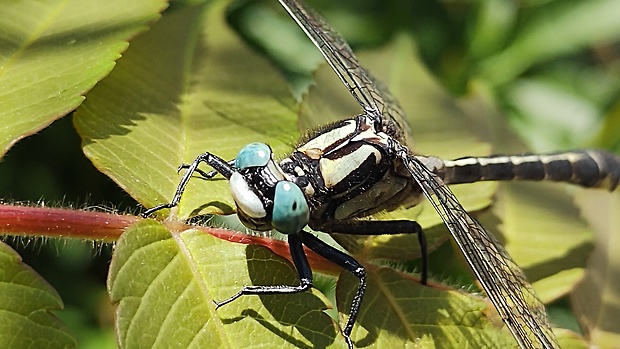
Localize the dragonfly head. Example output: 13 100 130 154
229 142 309 235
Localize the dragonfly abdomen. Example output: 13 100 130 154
441 150 620 190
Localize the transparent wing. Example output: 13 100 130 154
278 0 412 142
397 145 559 349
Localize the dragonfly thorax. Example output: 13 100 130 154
279 115 424 223
229 142 309 235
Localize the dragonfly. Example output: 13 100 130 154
143 0 620 348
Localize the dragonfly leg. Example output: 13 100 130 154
176 164 212 179
178 159 236 179
141 152 234 217
313 219 428 284
299 230 363 349
214 232 313 309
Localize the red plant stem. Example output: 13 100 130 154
0 204 138 242
0 205 433 283
0 203 343 274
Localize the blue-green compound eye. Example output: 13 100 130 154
235 142 271 169
272 181 309 235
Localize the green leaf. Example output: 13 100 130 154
468 0 518 60
571 189 620 348
109 220 341 348
0 0 167 157
0 241 76 348
74 0 298 219
502 77 605 151
495 182 593 303
338 268 516 348
109 220 518 348
480 0 620 86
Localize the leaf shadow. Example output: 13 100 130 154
220 246 341 348
220 310 317 349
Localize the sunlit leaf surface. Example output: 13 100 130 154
109 220 518 348
74 0 298 219
0 0 166 156
109 220 339 348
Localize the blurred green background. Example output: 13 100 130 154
0 0 618 347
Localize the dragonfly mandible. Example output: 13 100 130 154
143 0 620 348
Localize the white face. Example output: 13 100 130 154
229 172 266 219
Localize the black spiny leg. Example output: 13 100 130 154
299 231 366 349
184 159 236 179
215 231 358 349
141 152 234 217
214 232 314 309
313 219 428 284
